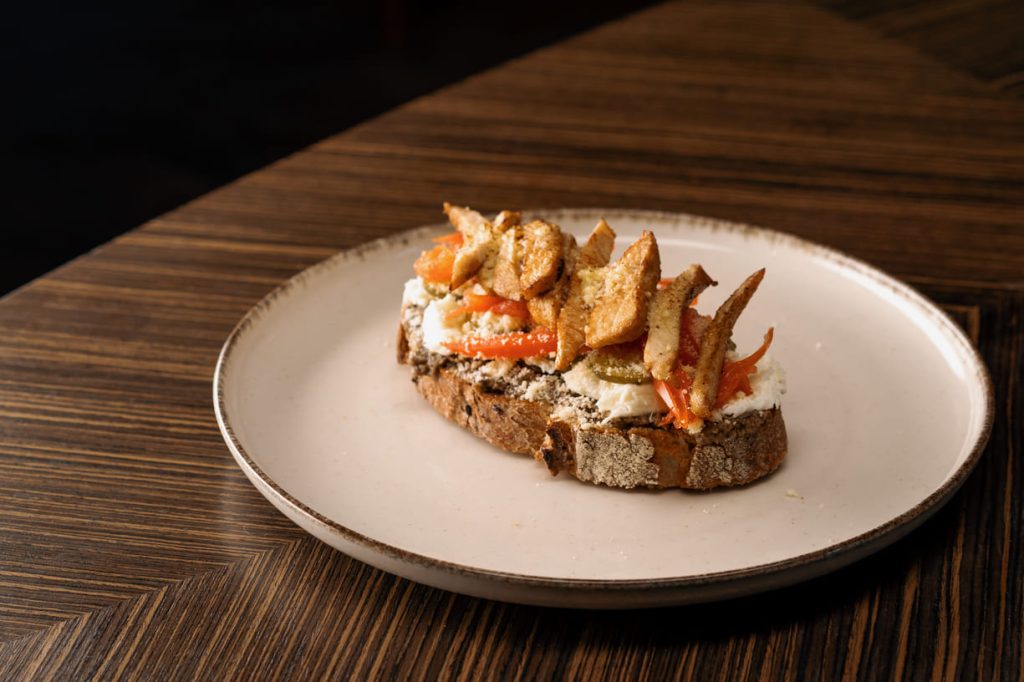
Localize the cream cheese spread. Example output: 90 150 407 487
561 362 662 420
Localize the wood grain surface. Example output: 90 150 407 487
820 0 1024 97
2 0 1022 678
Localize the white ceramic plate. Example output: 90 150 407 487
214 209 992 608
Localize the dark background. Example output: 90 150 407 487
5 0 655 295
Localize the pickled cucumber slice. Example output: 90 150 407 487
589 348 650 384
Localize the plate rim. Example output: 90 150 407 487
213 208 994 595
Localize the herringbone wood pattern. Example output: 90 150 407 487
2 1 1021 678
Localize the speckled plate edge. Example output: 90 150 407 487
213 209 994 609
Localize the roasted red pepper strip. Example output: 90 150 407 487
445 293 529 322
443 328 557 359
414 244 456 283
489 299 530 318
414 233 464 283
656 326 772 428
714 327 774 409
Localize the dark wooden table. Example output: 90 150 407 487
2 1 1021 678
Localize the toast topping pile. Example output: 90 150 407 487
405 204 785 433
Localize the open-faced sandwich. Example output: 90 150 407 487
397 204 787 490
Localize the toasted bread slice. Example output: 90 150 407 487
398 329 787 490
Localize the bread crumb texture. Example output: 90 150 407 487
575 429 659 489
686 445 754 488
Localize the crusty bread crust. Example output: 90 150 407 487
400 327 787 490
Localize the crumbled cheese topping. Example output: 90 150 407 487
577 267 606 307
402 278 433 307
523 381 551 401
523 356 557 372
412 278 527 355
420 294 462 354
474 310 524 337
475 249 500 290
478 358 517 378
